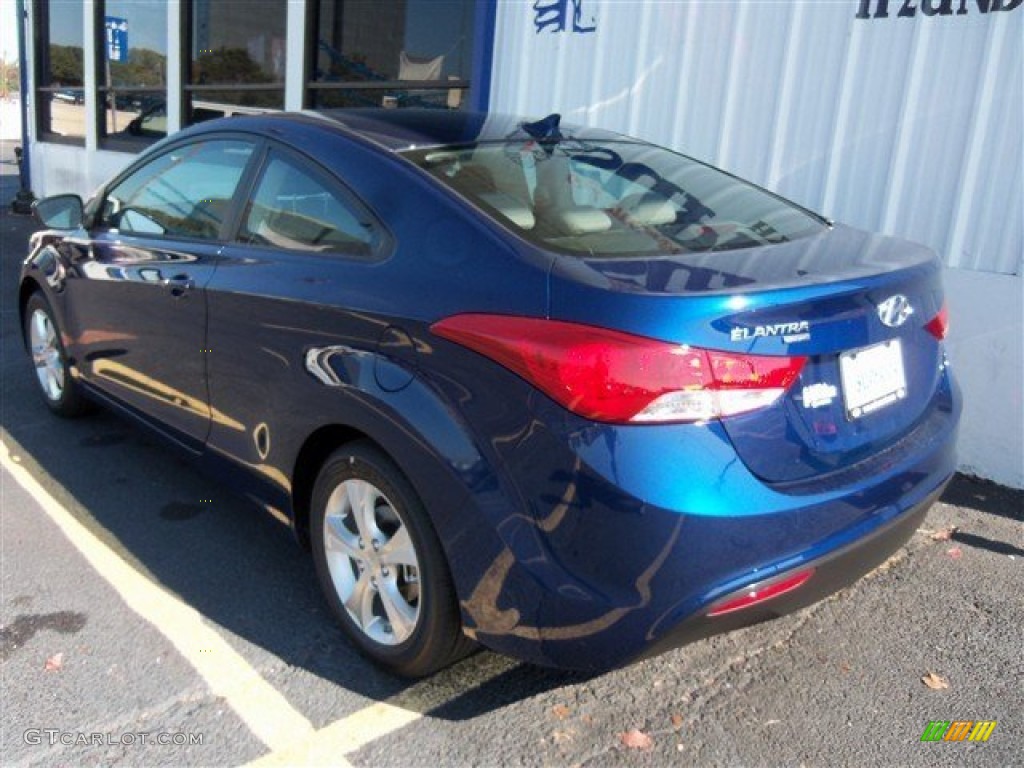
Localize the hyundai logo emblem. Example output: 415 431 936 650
877 294 914 328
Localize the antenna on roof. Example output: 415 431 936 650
521 113 563 142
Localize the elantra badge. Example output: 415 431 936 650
730 321 810 343
877 294 914 328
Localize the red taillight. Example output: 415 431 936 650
707 569 815 617
430 314 806 424
925 303 949 340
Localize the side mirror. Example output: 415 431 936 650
33 194 84 230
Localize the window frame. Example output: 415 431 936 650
93 133 264 245
304 0 474 111
232 141 391 262
182 0 287 126
93 0 171 153
33 0 87 146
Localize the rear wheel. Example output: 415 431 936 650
310 441 474 677
23 292 90 417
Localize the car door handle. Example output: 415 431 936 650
162 274 195 296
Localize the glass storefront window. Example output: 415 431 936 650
35 0 86 141
186 0 286 124
98 0 169 147
308 0 475 110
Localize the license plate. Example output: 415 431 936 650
839 339 907 419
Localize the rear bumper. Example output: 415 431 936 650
464 466 952 672
634 482 942 663
456 371 960 672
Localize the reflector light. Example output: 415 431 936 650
925 303 949 340
707 569 815 617
431 314 806 424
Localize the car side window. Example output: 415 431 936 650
100 139 255 240
238 151 377 257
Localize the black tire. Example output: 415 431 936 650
22 291 91 417
310 440 474 677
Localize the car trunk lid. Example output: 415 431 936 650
547 225 948 484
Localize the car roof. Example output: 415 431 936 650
199 109 627 153
309 109 500 151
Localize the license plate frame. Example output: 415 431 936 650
839 339 907 420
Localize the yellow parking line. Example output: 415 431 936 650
244 702 421 767
0 440 316 753
4 439 516 766
243 654 519 766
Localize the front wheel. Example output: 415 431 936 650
23 291 91 417
310 441 474 677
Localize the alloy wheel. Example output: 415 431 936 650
29 307 65 403
322 478 421 645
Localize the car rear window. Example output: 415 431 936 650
239 151 377 258
405 138 825 256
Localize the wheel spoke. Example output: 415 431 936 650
379 579 417 641
345 570 376 630
32 310 48 343
324 515 362 561
45 368 62 399
347 479 379 543
378 524 416 567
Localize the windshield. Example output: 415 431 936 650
405 138 825 256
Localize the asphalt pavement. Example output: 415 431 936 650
1 147 1021 767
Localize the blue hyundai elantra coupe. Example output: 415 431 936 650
21 110 959 677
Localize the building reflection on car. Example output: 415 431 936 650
120 98 275 139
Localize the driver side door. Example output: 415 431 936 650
63 137 258 450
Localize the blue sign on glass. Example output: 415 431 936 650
105 17 128 63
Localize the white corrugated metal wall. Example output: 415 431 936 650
490 0 1022 276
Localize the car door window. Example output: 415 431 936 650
239 152 377 257
101 139 256 240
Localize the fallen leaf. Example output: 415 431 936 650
931 526 958 541
946 547 963 559
922 671 949 690
551 704 571 721
670 713 684 729
620 729 654 751
44 652 64 672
